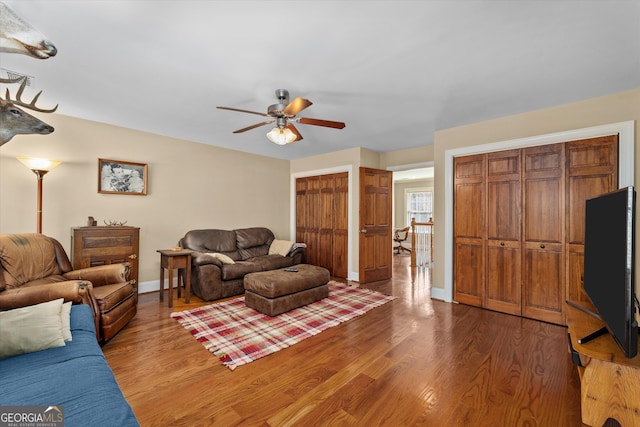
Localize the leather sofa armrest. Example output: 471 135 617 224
0 281 98 313
191 252 223 268
0 281 101 340
63 263 130 287
288 247 305 264
288 247 305 257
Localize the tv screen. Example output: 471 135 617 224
583 186 638 358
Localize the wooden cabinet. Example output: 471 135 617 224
71 226 140 295
452 136 617 325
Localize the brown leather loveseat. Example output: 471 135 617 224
179 227 304 301
0 233 136 342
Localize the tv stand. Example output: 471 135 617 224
565 300 608 345
565 301 640 426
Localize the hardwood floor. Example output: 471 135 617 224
103 255 583 426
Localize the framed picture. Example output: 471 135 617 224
98 158 148 195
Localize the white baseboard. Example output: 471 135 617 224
139 279 177 294
430 286 451 302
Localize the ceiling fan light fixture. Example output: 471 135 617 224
267 127 296 145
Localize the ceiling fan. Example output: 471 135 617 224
217 89 346 145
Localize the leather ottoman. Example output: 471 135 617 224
244 264 330 316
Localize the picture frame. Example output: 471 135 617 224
98 158 148 195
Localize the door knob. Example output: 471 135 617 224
360 229 367 233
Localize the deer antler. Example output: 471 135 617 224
104 219 128 226
0 76 25 84
2 75 58 113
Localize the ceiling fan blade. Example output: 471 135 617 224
217 106 270 117
298 117 346 129
283 97 312 116
232 121 273 133
286 123 303 141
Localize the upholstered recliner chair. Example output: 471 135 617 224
0 233 136 342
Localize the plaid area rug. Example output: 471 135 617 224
170 281 396 370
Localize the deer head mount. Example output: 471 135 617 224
0 2 57 59
0 76 57 146
0 1 58 146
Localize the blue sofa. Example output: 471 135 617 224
0 304 139 427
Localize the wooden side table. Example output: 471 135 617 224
157 249 193 307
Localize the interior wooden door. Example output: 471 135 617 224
522 143 565 325
566 135 618 304
485 149 522 316
359 167 392 283
453 154 485 307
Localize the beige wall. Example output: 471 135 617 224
0 114 291 290
13 86 630 296
432 88 640 301
380 145 434 169
1 117 434 289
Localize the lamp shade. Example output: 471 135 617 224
266 127 297 145
17 157 62 172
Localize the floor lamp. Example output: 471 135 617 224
17 157 62 234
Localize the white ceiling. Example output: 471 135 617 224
2 0 639 161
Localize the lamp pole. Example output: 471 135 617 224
33 169 48 234
17 157 62 234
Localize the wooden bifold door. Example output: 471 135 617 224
296 173 348 278
453 135 618 325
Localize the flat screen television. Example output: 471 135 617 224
582 186 638 359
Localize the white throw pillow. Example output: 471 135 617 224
269 239 294 256
203 252 235 264
0 298 66 359
61 301 72 342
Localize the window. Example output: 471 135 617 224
405 187 433 226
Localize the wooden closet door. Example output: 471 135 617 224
318 175 335 271
566 136 618 304
332 173 349 278
301 177 321 266
485 150 522 316
296 178 308 247
453 154 485 307
295 173 349 278
522 143 565 325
